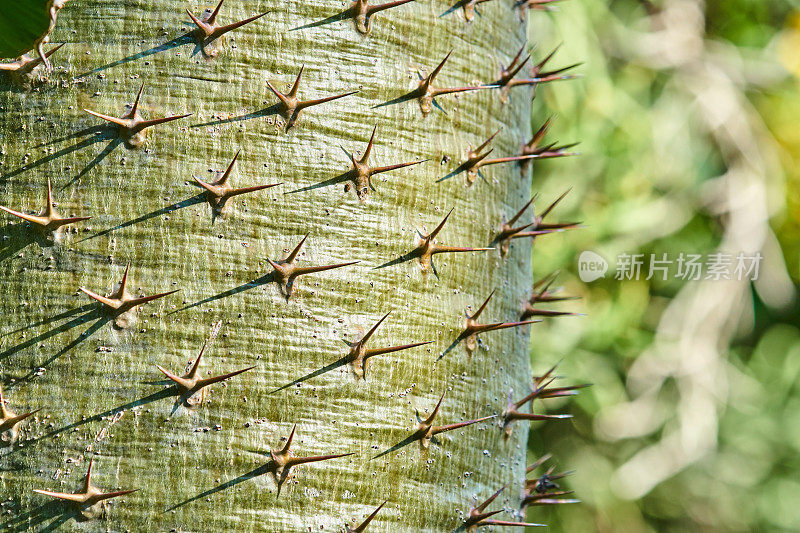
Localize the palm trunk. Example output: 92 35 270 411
0 1 543 530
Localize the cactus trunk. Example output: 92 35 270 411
0 1 539 531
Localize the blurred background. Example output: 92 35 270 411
524 0 800 531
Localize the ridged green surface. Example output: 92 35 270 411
0 1 535 531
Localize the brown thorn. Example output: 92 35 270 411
279 424 297 455
475 128 501 155
506 411 572 421
507 198 535 228
286 234 309 264
285 452 354 468
224 183 281 198
217 150 240 185
478 519 546 527
195 366 255 389
364 340 432 358
431 415 496 435
133 113 193 132
369 159 426 176
291 261 360 277
470 290 495 321
296 90 359 111
423 391 446 426
426 50 453 87
349 500 387 533
366 0 416 15
427 208 454 241
431 245 493 255
475 484 506 513
208 0 225 24
526 455 552 474
360 125 378 164
359 311 391 347
214 11 267 37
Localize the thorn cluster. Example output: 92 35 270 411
266 425 353 495
458 130 544 185
463 485 545 531
459 290 538 353
346 312 431 379
33 457 137 519
407 51 492 115
495 190 579 255
521 271 580 320
79 264 179 328
0 178 90 237
513 45 581 98
193 151 280 216
349 0 416 34
345 126 426 201
267 66 358 131
157 321 253 407
410 391 495 450
186 0 267 58
0 385 41 447
0 44 65 81
84 83 191 149
522 454 580 511
518 117 579 174
267 234 359 298
345 501 387 532
408 208 492 272
501 363 588 436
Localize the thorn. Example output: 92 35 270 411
502 368 585 435
350 0 417 34
346 500 387 532
348 311 432 379
267 235 359 297
193 151 279 215
79 264 178 327
407 392 495 450
0 43 65 78
459 291 538 352
463 485 546 531
267 67 358 130
404 208 492 272
517 0 563 11
521 455 579 511
0 178 90 235
518 117 578 173
521 490 579 507
504 45 581 94
84 84 191 149
0 384 40 447
157 321 252 407
499 190 578 252
344 125 427 201
187 0 267 57
403 50 493 114
267 425 353 493
33 456 137 518
495 44 531 87
458 129 502 184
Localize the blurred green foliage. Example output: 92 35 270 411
0 0 51 57
522 0 800 531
